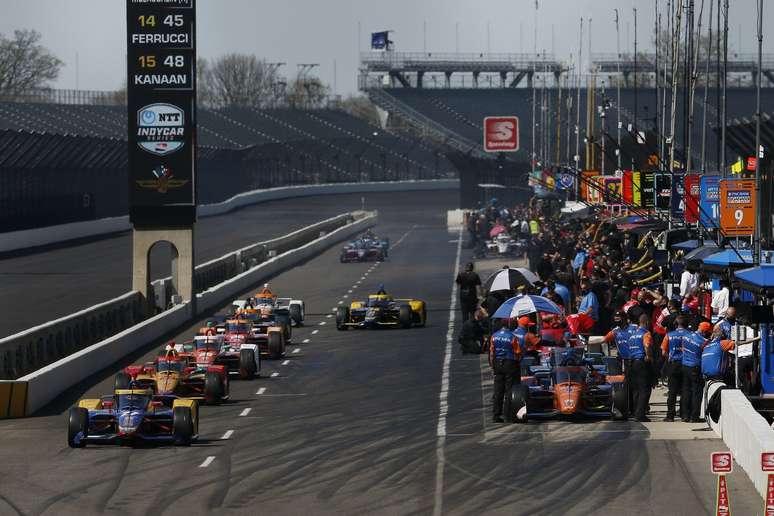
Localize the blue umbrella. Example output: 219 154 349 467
492 295 562 319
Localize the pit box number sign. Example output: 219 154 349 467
126 0 197 226
719 179 756 237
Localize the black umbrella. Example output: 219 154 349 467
483 267 540 293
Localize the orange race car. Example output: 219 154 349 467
510 347 628 422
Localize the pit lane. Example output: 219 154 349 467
0 192 762 515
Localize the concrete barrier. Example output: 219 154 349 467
0 179 457 254
713 389 773 499
0 211 376 416
0 292 144 380
18 303 192 415
196 211 376 315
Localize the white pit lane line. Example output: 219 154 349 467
302 339 310 344
221 430 234 440
433 226 462 516
338 300 344 305
199 456 216 468
312 329 319 335
281 360 290 366
256 387 266 395
293 348 301 353
326 314 333 318
319 321 326 326
271 372 280 378
239 408 252 416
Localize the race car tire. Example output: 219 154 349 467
604 357 623 376
336 307 350 331
510 385 530 423
268 332 284 360
289 304 303 326
418 305 427 327
173 407 194 446
612 383 629 420
239 349 258 379
340 253 346 263
398 305 413 329
204 372 224 405
114 372 131 391
276 318 291 342
67 407 89 448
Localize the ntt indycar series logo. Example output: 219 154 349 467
137 103 185 156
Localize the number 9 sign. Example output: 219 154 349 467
720 179 756 236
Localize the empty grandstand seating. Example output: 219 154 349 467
0 100 454 232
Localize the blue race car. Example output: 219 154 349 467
67 387 199 447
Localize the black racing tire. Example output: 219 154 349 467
239 348 258 379
268 332 284 360
204 371 224 405
114 372 131 391
612 382 629 420
67 407 89 448
336 307 350 331
510 385 530 423
604 357 623 376
173 406 194 446
289 304 303 327
398 305 413 329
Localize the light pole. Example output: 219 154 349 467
754 0 763 265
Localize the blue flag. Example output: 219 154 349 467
371 31 390 50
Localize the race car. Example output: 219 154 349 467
196 322 262 377
67 387 199 448
114 347 229 405
231 284 305 327
509 347 628 422
336 293 426 330
339 233 389 263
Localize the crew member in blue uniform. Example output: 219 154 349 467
681 321 711 422
702 325 760 384
660 315 691 421
627 314 654 422
489 317 535 423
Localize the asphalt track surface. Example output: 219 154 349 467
0 191 762 515
0 191 435 338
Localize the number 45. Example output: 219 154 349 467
164 15 184 27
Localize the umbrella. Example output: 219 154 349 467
684 243 719 267
489 224 507 238
484 268 539 293
492 294 562 319
736 263 774 295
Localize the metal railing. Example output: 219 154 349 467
361 51 559 68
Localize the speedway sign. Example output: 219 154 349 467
126 0 197 225
483 117 519 152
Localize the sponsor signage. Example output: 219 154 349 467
580 170 597 201
700 175 721 229
747 156 758 172
654 172 672 211
671 172 685 218
483 117 519 152
684 173 700 223
640 172 655 209
604 177 622 204
720 179 756 236
127 0 197 225
622 170 633 205
557 171 574 190
716 475 731 516
631 171 642 207
764 454 774 516
711 452 733 474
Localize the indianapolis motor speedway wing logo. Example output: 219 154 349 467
136 103 185 156
136 165 188 194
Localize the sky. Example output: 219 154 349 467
1 0 769 96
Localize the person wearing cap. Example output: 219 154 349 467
455 262 482 323
514 316 541 356
627 314 654 422
714 306 736 341
681 321 712 422
660 315 691 421
489 319 525 423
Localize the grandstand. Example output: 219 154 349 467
0 93 454 232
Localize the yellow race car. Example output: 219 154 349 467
336 293 426 330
